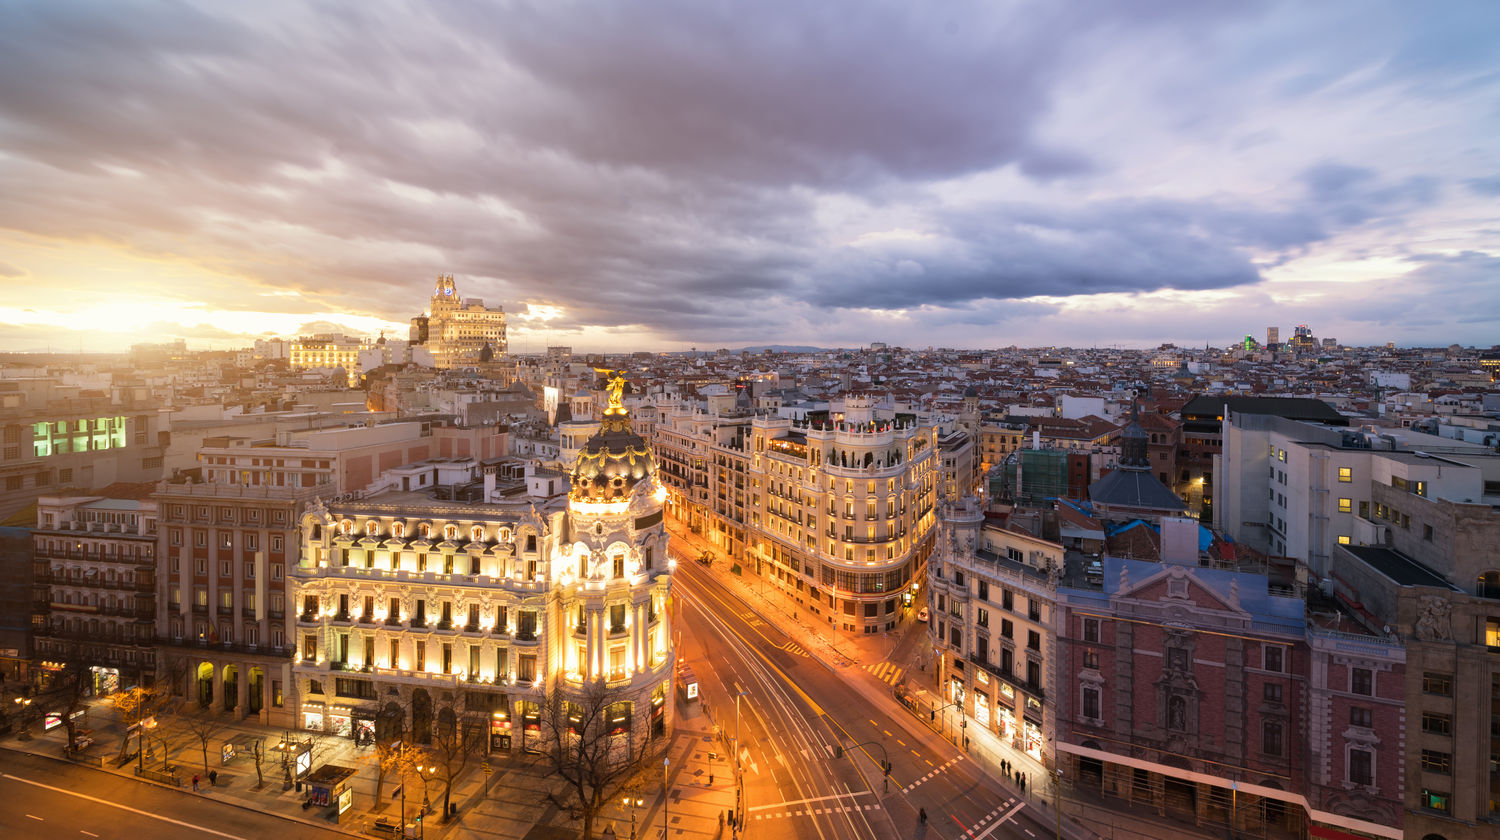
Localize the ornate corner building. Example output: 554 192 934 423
290 381 673 754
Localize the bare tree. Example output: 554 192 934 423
536 682 657 840
175 704 232 777
105 685 174 769
430 698 482 821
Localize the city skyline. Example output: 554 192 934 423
2 1 1498 354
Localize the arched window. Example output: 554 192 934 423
339 519 354 536
470 525 486 543
443 524 459 542
365 520 381 538
1478 571 1500 599
390 521 405 539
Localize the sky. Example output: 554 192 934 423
0 0 1497 354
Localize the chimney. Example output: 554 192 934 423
1032 430 1040 450
483 465 496 501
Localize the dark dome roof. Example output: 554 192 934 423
570 374 655 505
570 413 655 504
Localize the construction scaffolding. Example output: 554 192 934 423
992 449 1071 506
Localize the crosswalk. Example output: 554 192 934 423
779 641 808 656
899 754 966 794
864 660 904 685
753 803 882 820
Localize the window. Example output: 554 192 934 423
1027 630 1040 651
1002 590 1013 611
302 634 316 661
1421 789 1450 812
1001 619 1013 639
390 639 399 668
1083 618 1100 643
1349 706 1372 728
1337 467 1352 483
1263 683 1282 703
1421 712 1452 736
976 608 988 628
1486 617 1500 651
1083 650 1099 669
1081 687 1100 720
977 580 989 601
519 654 537 682
610 604 626 633
1350 667 1373 696
1348 748 1373 786
1167 648 1188 671
1264 646 1284 673
1423 672 1452 696
1261 721 1283 756
1338 498 1352 513
1420 750 1451 775
1337 535 1351 545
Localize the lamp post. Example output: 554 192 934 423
14 697 32 741
621 795 643 840
662 757 670 838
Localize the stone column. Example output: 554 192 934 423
236 662 250 720
210 660 224 711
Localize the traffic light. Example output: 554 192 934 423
882 760 891 776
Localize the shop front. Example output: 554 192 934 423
490 708 513 752
326 706 352 738
89 666 120 696
301 702 325 732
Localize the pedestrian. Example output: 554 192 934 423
919 807 927 824
1021 774 1027 792
208 770 218 787
192 774 200 792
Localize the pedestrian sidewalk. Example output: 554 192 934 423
0 698 458 839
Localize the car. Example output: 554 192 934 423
916 607 930 623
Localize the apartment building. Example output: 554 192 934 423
745 397 939 634
32 485 159 692
929 498 1060 765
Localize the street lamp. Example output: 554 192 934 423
14 697 32 741
733 689 749 833
1054 767 1063 840
622 795 643 840
662 757 670 839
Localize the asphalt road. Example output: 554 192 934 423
673 550 1062 840
0 750 351 840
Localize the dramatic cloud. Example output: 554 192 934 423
0 0 1496 352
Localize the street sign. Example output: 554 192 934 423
482 762 492 775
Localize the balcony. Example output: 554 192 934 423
134 580 154 593
268 608 285 620
216 605 234 616
191 604 208 615
298 611 318 623
384 616 402 626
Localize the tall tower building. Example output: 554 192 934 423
1266 326 1279 349
420 275 507 369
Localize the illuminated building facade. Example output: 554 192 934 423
419 275 507 369
32 487 159 692
289 334 371 384
154 420 508 727
929 498 1059 768
744 397 939 634
290 376 673 753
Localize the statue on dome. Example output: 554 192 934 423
596 368 627 413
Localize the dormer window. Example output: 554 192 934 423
390 522 405 539
443 524 459 542
365 521 380 538
339 519 354 536
470 525 486 543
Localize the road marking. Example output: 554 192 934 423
81 833 99 838
747 791 874 812
26 814 43 821
925 759 935 767
2 775 249 840
882 729 891 736
1025 831 1035 837
896 739 906 746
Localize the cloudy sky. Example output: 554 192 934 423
1 0 1497 354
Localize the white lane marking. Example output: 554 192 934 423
747 790 873 811
26 814 44 820
81 832 100 838
2 775 250 840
